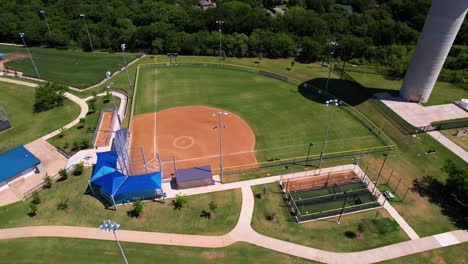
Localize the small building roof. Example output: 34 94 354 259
0 53 6 57
0 146 40 182
176 166 212 182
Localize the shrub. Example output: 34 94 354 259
43 174 52 189
58 168 68 181
132 199 144 217
208 200 217 219
73 162 84 176
31 192 41 204
28 203 38 217
172 194 188 210
33 82 66 112
57 199 69 210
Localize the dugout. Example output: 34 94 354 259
176 166 213 189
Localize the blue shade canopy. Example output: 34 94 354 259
89 151 163 205
0 146 40 182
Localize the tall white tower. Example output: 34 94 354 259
400 0 468 103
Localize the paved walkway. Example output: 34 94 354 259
0 185 466 263
375 93 467 127
376 92 468 163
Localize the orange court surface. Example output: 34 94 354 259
129 105 258 177
94 111 114 147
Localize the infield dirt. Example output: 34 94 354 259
129 105 258 177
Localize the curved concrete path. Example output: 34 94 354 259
0 186 466 263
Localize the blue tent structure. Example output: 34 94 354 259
88 151 163 209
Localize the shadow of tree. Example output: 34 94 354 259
412 176 468 229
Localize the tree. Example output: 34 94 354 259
442 159 468 205
172 194 189 210
73 162 84 176
32 192 41 205
33 82 66 113
58 168 68 181
57 199 69 210
298 38 323 62
132 199 144 217
43 174 52 189
208 200 217 219
357 223 365 238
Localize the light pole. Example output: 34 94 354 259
80 14 94 53
106 71 121 126
39 10 54 47
99 220 128 264
19 33 40 78
318 99 339 169
212 111 228 183
325 41 338 92
216 20 224 63
120 44 133 95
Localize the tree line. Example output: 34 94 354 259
0 0 466 81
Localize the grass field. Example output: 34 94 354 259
134 65 387 162
0 168 241 235
347 71 468 106
381 243 468 264
48 96 120 155
251 183 409 252
440 128 468 151
0 238 315 264
0 45 139 88
0 82 80 152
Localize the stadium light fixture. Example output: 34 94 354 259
39 10 54 47
18 32 40 78
80 14 94 53
216 20 224 64
325 41 338 92
120 44 133 95
318 99 339 169
99 220 128 264
212 111 228 183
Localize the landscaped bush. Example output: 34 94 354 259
172 194 189 210
72 162 84 176
28 203 38 217
58 168 68 181
31 192 41 205
43 174 52 189
33 82 67 113
56 199 69 211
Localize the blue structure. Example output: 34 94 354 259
89 151 163 208
176 166 213 189
0 146 40 186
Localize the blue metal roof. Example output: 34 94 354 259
0 146 40 182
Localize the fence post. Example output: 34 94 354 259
386 169 394 185
402 187 410 202
394 178 402 194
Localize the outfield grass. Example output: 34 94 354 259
347 71 468 106
134 65 385 162
48 96 120 155
0 82 80 152
251 183 409 252
0 168 241 235
0 45 139 88
0 238 315 264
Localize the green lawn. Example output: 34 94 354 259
440 128 468 151
348 72 468 106
48 96 120 155
0 45 139 88
0 168 241 235
250 183 409 252
381 243 468 264
134 65 386 162
0 238 315 264
0 82 80 152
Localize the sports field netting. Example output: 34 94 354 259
129 63 395 175
282 170 381 222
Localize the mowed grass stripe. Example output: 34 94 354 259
134 66 385 161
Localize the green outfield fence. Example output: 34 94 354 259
129 62 396 174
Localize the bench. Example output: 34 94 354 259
384 191 395 200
